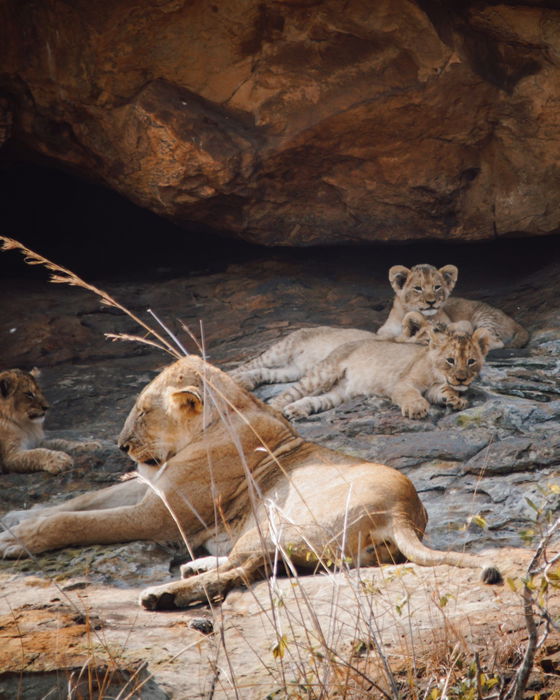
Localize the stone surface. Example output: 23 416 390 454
2 1 560 244
1 244 560 696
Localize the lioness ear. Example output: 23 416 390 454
473 327 492 357
439 264 458 291
388 265 410 292
0 373 14 398
170 386 203 415
402 311 427 339
30 367 41 379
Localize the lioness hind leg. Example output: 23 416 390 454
141 553 266 610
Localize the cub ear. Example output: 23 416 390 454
428 322 449 345
170 386 203 416
30 367 41 379
472 327 492 357
388 265 411 293
0 372 14 398
439 264 458 291
402 311 428 340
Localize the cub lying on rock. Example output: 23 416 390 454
269 315 491 420
229 326 376 390
0 355 501 610
377 263 529 350
0 368 98 474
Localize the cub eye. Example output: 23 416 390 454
413 286 422 292
446 357 455 365
467 358 476 365
25 391 35 399
434 285 441 291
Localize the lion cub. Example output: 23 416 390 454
0 368 97 474
230 326 377 390
377 263 529 350
269 315 491 420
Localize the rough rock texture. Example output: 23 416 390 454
1 243 560 696
2 0 560 244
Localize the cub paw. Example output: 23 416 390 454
401 397 430 419
442 388 468 411
283 404 310 421
44 451 73 474
74 440 102 452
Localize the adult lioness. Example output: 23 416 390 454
0 368 97 474
0 355 501 610
377 264 529 350
270 316 491 420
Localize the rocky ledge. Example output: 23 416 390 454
0 244 559 697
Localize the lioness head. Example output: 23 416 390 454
427 321 491 393
118 362 205 468
389 264 458 317
0 368 49 424
117 355 281 470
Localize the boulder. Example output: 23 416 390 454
1 0 560 244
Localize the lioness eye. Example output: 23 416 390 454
468 358 476 365
25 391 35 399
414 286 422 292
434 285 441 291
446 357 455 365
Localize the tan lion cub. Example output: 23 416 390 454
269 315 491 420
0 368 97 474
230 326 377 390
377 263 529 350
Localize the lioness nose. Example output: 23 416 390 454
118 440 130 454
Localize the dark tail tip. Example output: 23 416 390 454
482 566 503 585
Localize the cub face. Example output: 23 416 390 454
118 365 204 468
389 264 458 317
0 368 50 424
428 324 491 393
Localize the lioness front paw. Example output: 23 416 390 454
43 451 73 474
400 397 430 419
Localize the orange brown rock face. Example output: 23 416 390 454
1 0 559 245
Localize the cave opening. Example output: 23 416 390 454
1 150 560 288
